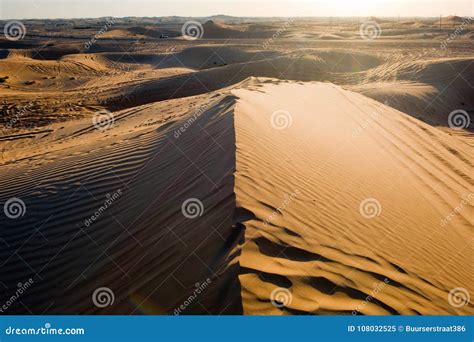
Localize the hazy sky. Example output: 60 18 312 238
1 0 472 19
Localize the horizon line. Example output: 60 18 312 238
1 14 472 21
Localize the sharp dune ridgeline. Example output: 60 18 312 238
0 16 473 315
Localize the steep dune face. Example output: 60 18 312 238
0 93 242 314
232 80 473 315
0 78 472 315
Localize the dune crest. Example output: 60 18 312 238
1 77 472 315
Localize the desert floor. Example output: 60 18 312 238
0 16 472 315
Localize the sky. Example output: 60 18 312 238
1 0 473 19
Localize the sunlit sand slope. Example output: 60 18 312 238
232 79 473 315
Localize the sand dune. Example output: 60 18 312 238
1 77 472 315
350 57 474 131
0 91 242 314
232 79 472 315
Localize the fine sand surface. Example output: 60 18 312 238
0 16 473 315
233 79 473 315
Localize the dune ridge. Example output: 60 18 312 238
0 77 472 315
